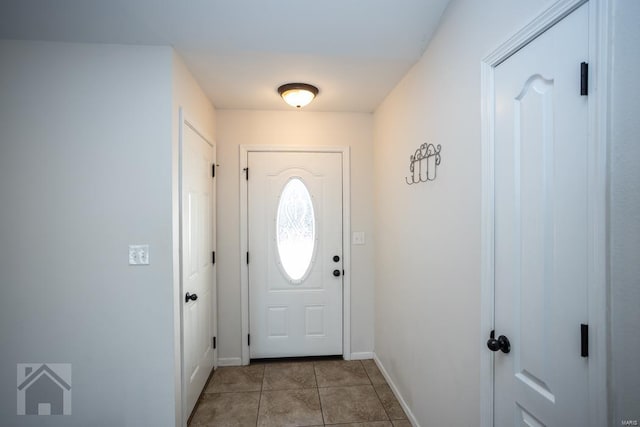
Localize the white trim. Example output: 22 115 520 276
480 1 609 426
350 352 374 360
373 354 418 427
240 146 249 365
217 357 243 367
479 56 495 427
483 0 588 67
239 145 352 365
177 107 186 427
342 147 352 362
586 0 610 425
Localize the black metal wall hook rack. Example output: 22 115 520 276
405 143 441 185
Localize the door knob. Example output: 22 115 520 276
333 255 340 262
185 292 198 303
487 330 510 353
333 269 341 277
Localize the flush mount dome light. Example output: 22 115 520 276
277 83 319 108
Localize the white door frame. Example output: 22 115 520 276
178 108 217 425
479 0 609 426
239 145 351 365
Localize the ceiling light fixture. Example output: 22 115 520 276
277 83 319 108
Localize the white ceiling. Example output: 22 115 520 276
0 0 450 112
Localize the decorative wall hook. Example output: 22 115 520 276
405 143 441 185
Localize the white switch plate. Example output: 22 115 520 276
352 232 365 245
129 244 150 265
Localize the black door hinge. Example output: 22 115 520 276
212 164 216 178
212 251 216 265
581 324 589 357
248 334 251 346
580 62 588 96
243 167 249 180
246 252 249 264
213 336 217 349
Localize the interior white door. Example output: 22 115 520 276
182 121 215 420
493 4 589 426
248 151 343 358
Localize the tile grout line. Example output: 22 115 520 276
372 380 394 422
255 365 265 427
361 359 373 383
362 360 396 423
356 360 387 425
313 361 327 426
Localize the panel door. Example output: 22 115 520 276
248 151 343 358
493 4 589 426
182 122 215 419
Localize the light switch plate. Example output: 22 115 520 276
352 232 365 245
129 244 150 265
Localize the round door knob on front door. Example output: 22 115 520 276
487 330 511 353
332 269 341 277
185 292 198 303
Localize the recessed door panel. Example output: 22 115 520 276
267 307 289 338
305 305 325 337
514 75 556 405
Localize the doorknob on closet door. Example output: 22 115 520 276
332 269 341 277
487 330 511 353
185 292 198 303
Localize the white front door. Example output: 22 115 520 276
182 120 216 420
493 4 589 426
248 151 343 358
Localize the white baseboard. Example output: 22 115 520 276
350 352 374 360
373 353 420 427
217 357 242 367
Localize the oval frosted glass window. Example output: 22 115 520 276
276 178 316 281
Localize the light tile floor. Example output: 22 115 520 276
189 358 411 427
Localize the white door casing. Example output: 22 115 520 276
248 151 343 358
481 1 608 426
181 115 216 422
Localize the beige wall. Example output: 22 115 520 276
215 110 375 362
